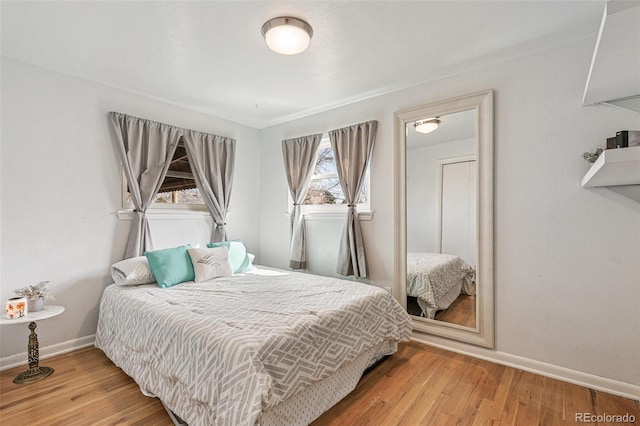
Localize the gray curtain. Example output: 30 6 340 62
183 130 235 242
328 120 377 278
282 134 322 269
110 112 181 258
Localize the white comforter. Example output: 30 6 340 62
407 252 475 319
95 267 412 426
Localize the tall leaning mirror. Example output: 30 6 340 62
394 90 494 348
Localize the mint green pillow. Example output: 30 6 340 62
206 241 251 273
144 245 194 288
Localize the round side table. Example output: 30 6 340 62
0 305 65 384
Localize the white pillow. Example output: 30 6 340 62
111 256 156 286
187 246 233 283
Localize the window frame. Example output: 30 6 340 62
120 171 208 212
120 141 207 212
119 142 208 219
287 136 373 220
118 171 209 220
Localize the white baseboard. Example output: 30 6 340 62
410 335 640 402
0 334 96 371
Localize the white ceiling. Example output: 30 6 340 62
0 1 605 129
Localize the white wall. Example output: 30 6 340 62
1 35 638 391
407 138 475 253
259 38 640 387
0 58 261 358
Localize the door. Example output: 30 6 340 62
440 159 476 267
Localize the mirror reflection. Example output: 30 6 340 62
405 109 477 328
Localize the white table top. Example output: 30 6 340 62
0 305 65 325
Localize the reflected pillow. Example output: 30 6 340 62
206 240 252 273
144 245 195 288
111 256 156 286
187 246 233 282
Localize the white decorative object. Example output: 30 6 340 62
111 256 156 286
6 297 27 319
188 247 233 282
14 280 54 302
27 296 44 312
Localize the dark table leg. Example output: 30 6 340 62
13 321 54 384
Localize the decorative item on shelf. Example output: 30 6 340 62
617 130 640 148
5 297 27 319
582 147 604 164
14 281 53 313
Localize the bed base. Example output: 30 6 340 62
161 340 397 426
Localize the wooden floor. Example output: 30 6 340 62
408 286 476 328
1 343 638 425
434 292 475 328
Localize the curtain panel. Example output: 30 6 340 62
110 112 236 257
328 120 378 278
183 130 236 242
110 112 182 258
282 134 322 269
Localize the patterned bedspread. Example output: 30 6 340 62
95 267 412 426
407 252 475 319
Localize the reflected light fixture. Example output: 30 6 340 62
261 17 313 55
414 118 441 134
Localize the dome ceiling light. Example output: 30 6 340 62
414 118 441 134
261 17 313 55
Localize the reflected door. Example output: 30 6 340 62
440 159 477 268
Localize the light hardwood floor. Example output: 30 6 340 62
434 292 475 328
1 342 637 425
408 286 476 329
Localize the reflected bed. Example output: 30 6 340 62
407 252 475 319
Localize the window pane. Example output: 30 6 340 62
358 172 369 204
126 188 203 205
154 192 173 203
303 178 368 205
298 142 369 207
304 178 344 205
123 143 205 207
155 188 203 204
174 188 203 204
314 147 337 175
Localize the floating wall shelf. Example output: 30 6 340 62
581 146 640 190
582 2 640 113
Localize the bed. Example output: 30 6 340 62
406 252 475 319
95 266 412 426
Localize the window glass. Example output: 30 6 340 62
124 143 204 207
302 138 368 206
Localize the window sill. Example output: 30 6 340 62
117 209 214 221
285 210 374 221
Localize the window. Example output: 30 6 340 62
294 136 370 214
123 142 205 209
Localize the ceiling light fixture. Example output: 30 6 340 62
414 118 441 134
261 17 313 55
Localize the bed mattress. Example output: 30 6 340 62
407 252 475 319
95 267 412 425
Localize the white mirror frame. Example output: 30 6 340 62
393 90 494 348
